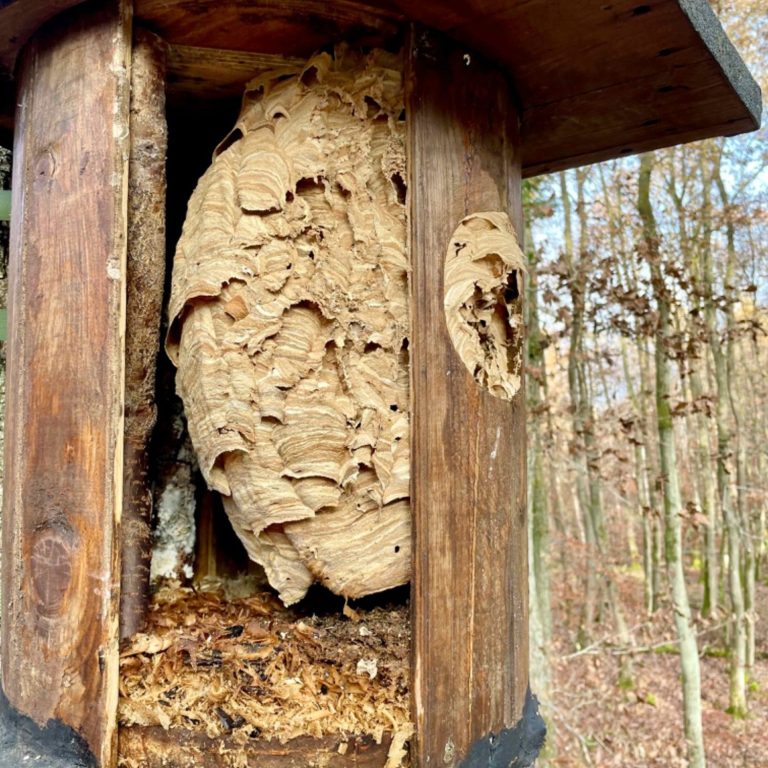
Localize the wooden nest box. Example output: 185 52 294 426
0 1 760 767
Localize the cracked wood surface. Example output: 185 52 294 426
407 28 528 768
0 2 131 765
167 48 410 605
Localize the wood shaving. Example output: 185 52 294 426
118 584 411 766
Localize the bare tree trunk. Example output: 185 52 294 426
661 151 720 621
746 335 767 586
525 186 554 732
690 365 720 619
526 203 553 649
608 165 663 613
568 169 633 683
561 170 599 644
715 167 756 675
702 158 747 716
526 238 556 760
621 336 657 615
639 153 705 768
638 337 666 612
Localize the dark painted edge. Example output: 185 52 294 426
458 688 546 768
0 684 97 768
677 0 762 129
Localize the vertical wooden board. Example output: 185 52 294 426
120 27 167 641
1 2 131 766
407 28 531 767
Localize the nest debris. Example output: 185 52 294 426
118 583 412 767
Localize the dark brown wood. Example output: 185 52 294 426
120 28 168 641
0 1 131 765
0 0 84 75
134 0 760 176
406 27 528 768
166 45 303 104
0 2 760 173
136 0 399 57
119 727 393 767
0 79 14 146
520 55 757 176
193 490 262 583
390 0 760 174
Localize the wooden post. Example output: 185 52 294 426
120 27 167 641
407 28 543 767
0 2 131 766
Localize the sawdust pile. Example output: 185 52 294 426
119 585 412 765
166 47 410 606
444 212 525 401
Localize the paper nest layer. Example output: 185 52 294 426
166 47 410 605
118 584 412 766
444 212 525 401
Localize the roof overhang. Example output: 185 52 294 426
0 0 761 176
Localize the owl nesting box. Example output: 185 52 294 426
0 2 760 768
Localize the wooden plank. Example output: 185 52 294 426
166 45 303 104
134 0 400 57
0 0 84 75
406 28 530 768
382 0 760 174
0 2 131 766
521 55 757 176
134 0 760 176
393 0 714 107
193 490 264 583
119 727 393 767
0 1 760 172
120 28 168 641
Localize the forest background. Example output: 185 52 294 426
0 1 766 766
525 1 768 765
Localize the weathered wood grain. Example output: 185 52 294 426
0 0 84 75
165 45 304 104
136 0 399 57
406 27 528 768
0 2 131 765
120 28 168 641
193 490 263 583
0 1 760 174
135 0 760 176
520 55 757 176
119 727 393 767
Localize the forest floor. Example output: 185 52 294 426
545 564 768 767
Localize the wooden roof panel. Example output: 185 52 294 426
522 56 757 174
378 0 761 173
132 0 402 55
0 0 761 174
